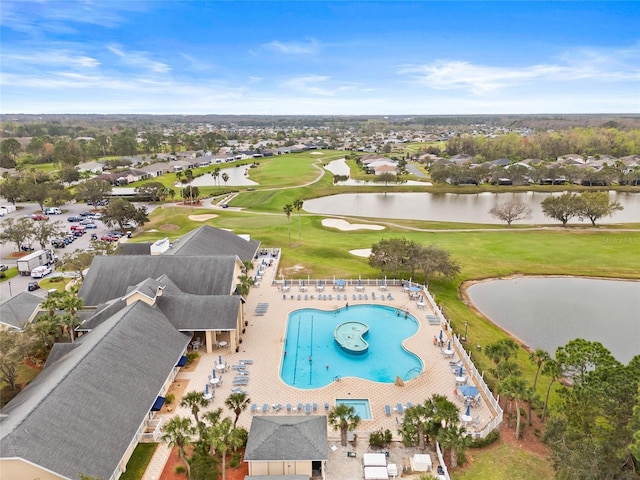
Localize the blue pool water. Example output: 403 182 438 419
281 305 422 389
336 399 372 419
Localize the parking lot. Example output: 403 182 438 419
0 200 152 300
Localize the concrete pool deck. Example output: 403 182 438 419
142 262 496 480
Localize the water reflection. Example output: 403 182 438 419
304 192 640 224
467 277 640 363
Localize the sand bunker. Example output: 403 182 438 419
349 248 372 258
188 214 219 222
322 218 385 231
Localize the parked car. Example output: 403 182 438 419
79 211 93 217
101 234 119 242
31 214 49 221
44 207 62 215
80 219 95 225
84 222 97 229
31 265 52 278
67 216 83 222
27 281 40 291
89 213 102 219
0 264 8 272
63 235 75 244
51 239 66 248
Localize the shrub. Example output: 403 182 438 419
175 465 186 474
186 351 199 364
369 428 393 449
468 429 500 448
165 393 175 405
229 452 241 468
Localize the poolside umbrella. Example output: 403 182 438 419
447 341 451 350
460 385 479 397
358 278 362 286
458 366 463 377
212 369 216 379
439 330 443 341
465 404 471 417
205 384 210 396
218 355 223 365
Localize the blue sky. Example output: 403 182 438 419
1 1 639 115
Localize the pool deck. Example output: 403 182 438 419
142 262 496 480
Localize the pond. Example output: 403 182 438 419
303 191 640 224
177 165 257 187
466 277 640 363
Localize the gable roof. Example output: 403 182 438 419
0 292 42 330
117 242 152 255
78 255 239 306
244 416 327 461
0 301 190 480
156 294 242 330
165 225 260 261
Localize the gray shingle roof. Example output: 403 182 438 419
0 301 190 480
78 255 238 306
165 225 260 261
156 294 242 330
0 292 42 330
244 416 328 461
117 243 152 255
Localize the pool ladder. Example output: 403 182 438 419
334 375 342 382
404 367 421 379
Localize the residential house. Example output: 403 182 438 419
75 161 104 174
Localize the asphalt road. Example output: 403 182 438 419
0 201 153 301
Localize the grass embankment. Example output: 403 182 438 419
455 442 554 480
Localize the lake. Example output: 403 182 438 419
303 191 640 224
466 277 640 363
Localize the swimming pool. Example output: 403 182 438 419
281 304 422 389
336 399 372 419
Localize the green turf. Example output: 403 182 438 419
454 442 554 480
119 443 158 480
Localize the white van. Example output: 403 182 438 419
44 207 62 215
31 265 52 278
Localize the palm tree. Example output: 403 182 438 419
541 358 562 421
60 290 83 343
501 375 531 439
180 390 209 425
221 172 229 186
404 403 433 450
293 199 304 243
161 416 195 480
430 394 460 431
224 392 251 427
207 417 244 480
167 188 176 216
213 167 220 186
184 169 194 208
437 425 471 468
328 404 361 446
529 348 550 391
283 204 293 246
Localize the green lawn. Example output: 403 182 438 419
119 443 158 480
454 442 554 480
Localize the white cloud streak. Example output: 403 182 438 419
107 44 171 73
398 46 640 94
262 39 320 55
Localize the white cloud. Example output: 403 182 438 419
281 75 335 96
3 50 100 69
107 44 171 73
398 46 640 94
262 39 320 55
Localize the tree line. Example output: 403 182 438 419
444 127 640 161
